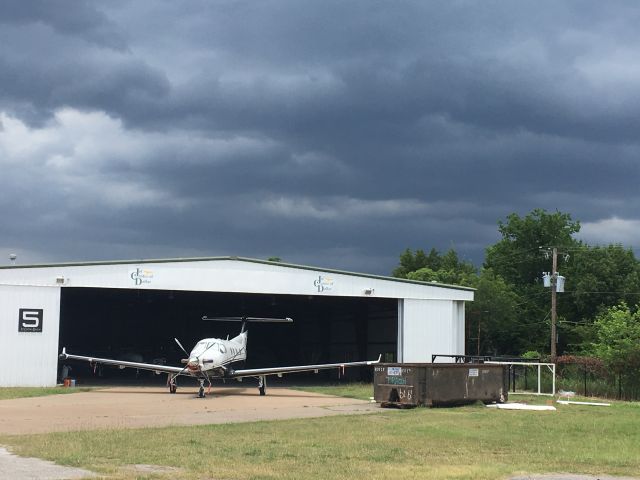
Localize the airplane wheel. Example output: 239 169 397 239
259 385 266 396
198 386 205 398
169 384 177 394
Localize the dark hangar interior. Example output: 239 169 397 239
57 287 397 385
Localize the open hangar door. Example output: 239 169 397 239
57 287 397 385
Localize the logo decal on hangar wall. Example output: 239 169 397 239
130 267 154 286
313 275 334 292
18 309 43 332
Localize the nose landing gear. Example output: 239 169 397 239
197 377 212 398
167 374 178 394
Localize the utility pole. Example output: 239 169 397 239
550 247 558 358
477 311 481 356
468 310 489 356
541 247 567 359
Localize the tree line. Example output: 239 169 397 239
393 209 640 378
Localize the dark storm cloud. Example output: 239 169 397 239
0 0 128 50
2 1 640 272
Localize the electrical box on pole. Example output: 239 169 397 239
540 247 569 358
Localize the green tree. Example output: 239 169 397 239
467 269 522 355
485 209 580 287
588 303 640 376
393 209 640 358
483 209 581 355
393 248 440 278
560 245 640 350
565 245 640 320
394 248 475 283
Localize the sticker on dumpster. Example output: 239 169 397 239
387 366 402 376
386 376 407 385
469 368 479 377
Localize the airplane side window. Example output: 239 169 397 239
219 344 226 354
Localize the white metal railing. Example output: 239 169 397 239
485 361 556 396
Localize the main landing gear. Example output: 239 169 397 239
258 375 266 396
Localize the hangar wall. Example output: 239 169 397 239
399 299 465 363
0 285 60 386
0 257 474 386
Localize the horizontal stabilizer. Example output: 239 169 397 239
202 316 293 323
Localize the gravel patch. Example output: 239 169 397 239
0 446 96 480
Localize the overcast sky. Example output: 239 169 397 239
1 1 640 274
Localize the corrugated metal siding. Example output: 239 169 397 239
396 299 404 362
401 299 460 363
453 300 466 355
0 285 60 386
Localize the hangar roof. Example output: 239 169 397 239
0 256 474 301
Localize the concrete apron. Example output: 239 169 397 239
0 386 380 435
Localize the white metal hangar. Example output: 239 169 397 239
0 257 474 387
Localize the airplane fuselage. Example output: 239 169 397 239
186 331 247 377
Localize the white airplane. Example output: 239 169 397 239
59 316 380 398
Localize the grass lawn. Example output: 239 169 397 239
291 382 374 401
0 386 93 400
1 384 639 480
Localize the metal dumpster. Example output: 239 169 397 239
373 363 426 408
374 363 508 407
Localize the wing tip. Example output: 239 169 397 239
368 354 382 365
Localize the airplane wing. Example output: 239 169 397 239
229 355 381 379
59 348 186 375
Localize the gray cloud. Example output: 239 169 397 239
0 0 128 50
2 1 640 273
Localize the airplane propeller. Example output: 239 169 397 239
175 337 218 370
170 338 206 395
174 338 189 357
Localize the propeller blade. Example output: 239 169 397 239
174 338 189 357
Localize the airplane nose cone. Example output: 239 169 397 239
187 357 199 371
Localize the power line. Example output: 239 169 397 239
564 291 640 295
484 246 547 263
